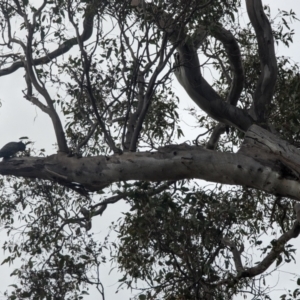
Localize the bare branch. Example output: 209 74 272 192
194 24 244 106
204 25 242 147
206 123 227 150
92 180 176 216
0 3 96 77
242 221 300 277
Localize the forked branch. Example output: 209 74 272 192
0 2 97 77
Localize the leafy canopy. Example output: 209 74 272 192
0 0 300 299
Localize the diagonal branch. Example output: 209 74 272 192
215 203 300 288
241 203 300 277
246 0 277 123
194 24 244 105
204 24 244 148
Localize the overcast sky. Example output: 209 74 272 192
1 1 300 299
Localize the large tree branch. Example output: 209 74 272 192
239 125 300 176
1 125 300 200
174 46 253 132
131 0 252 132
246 0 277 123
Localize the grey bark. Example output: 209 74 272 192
1 125 300 201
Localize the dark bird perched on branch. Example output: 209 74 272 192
0 142 26 159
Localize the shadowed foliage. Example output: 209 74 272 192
0 0 300 299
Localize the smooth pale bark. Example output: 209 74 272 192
0 125 300 200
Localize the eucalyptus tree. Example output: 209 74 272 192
0 0 300 299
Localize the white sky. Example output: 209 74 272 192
1 1 300 299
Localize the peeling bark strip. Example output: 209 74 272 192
1 125 300 200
